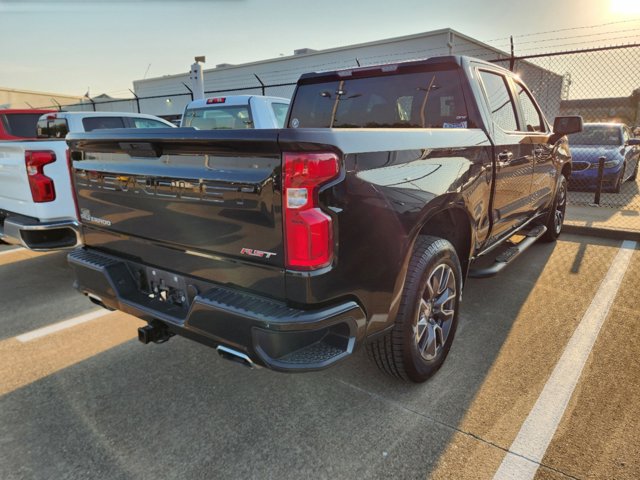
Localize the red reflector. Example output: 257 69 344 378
25 150 56 203
283 152 339 270
206 97 226 104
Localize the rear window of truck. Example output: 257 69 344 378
1 113 43 138
289 69 472 129
182 106 253 129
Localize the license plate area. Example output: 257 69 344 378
138 266 190 310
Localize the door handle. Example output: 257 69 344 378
497 150 513 168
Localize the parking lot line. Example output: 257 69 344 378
0 248 52 267
0 311 144 397
16 309 112 343
0 247 22 256
492 239 637 480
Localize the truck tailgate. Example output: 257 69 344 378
68 129 285 298
0 139 76 221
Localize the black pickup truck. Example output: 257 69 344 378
66 56 581 382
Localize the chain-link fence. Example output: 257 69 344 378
492 44 640 234
55 83 297 117
35 43 640 234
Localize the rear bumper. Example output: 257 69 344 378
68 248 367 372
0 211 81 251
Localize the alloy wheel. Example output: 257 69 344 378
554 180 567 234
414 264 457 361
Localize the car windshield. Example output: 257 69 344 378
569 125 622 146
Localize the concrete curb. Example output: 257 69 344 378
564 224 640 242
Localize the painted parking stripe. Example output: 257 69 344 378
493 239 637 480
15 309 112 343
0 247 22 256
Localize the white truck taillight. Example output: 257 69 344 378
25 150 56 202
283 152 340 270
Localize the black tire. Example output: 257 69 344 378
629 160 638 182
366 236 462 383
540 175 567 243
610 163 625 193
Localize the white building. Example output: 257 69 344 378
0 87 82 110
68 28 565 121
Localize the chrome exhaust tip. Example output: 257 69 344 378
216 345 256 369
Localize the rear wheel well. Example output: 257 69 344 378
417 208 472 278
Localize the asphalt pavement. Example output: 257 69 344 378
0 235 638 479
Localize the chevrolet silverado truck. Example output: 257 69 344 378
180 95 290 129
0 111 174 250
66 56 582 382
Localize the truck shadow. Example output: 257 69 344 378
0 251 95 341
0 234 618 479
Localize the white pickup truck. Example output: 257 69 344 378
180 95 290 129
0 111 174 251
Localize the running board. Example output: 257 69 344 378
468 225 547 279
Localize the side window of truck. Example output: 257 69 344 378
132 118 170 129
478 70 519 132
514 81 546 133
271 103 289 128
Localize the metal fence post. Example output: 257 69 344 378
254 74 266 96
594 156 606 205
182 83 194 101
128 89 141 113
509 36 515 71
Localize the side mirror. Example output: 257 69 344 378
627 138 640 146
549 116 583 144
553 116 583 136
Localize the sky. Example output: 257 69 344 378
1 0 640 97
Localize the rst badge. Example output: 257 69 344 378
240 248 277 259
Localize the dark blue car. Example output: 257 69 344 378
568 123 640 193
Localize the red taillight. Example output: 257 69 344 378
25 150 56 202
283 152 340 270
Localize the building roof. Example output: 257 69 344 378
135 28 509 85
0 86 82 101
